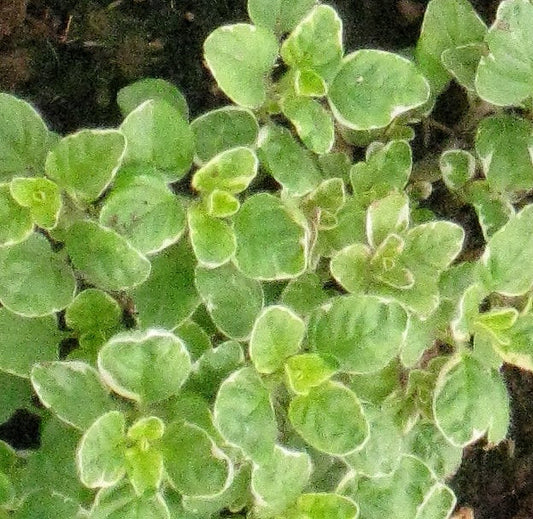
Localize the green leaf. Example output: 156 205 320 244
174 320 211 361
161 420 233 497
234 193 308 280
475 114 533 193
441 42 485 91
294 68 327 97
330 243 372 293
206 189 240 218
251 444 312 516
0 232 76 317
475 0 533 106
439 149 476 190
258 125 323 196
489 313 533 370
250 305 305 374
281 5 343 84
214 367 277 462
128 416 165 442
66 221 151 292
130 239 199 329
191 107 258 164
14 490 80 519
0 372 32 424
98 329 191 404
0 309 61 378
366 192 409 248
192 147 257 195
31 361 116 430
100 173 185 255
203 24 278 108
328 51 430 130
10 176 62 229
415 0 486 95
77 411 126 489
0 183 32 246
291 493 359 519
0 93 53 178
281 273 331 316
308 295 407 373
117 78 188 119
119 99 194 182
285 353 336 395
433 354 510 446
125 444 164 496
45 129 125 205
281 95 335 154
478 204 533 295
289 380 369 455
195 263 263 339
0 471 14 508
247 0 316 35
90 481 169 519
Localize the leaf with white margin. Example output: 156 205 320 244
442 42 485 92
433 353 509 447
14 490 81 519
247 0 316 35
251 444 312 516
284 353 336 395
290 493 359 519
66 221 151 292
234 193 309 280
0 93 54 179
89 480 169 519
478 204 533 296
366 192 409 248
0 183 32 246
475 0 533 106
195 263 263 340
281 5 343 84
10 176 62 229
475 113 533 193
439 149 476 191
191 106 258 164
31 361 116 430
119 99 194 182
161 420 233 498
45 129 125 205
206 189 240 218
415 0 486 95
98 329 191 404
214 367 277 462
77 411 126 489
308 294 407 374
99 174 185 255
0 232 76 317
125 444 164 496
0 308 61 378
328 50 430 131
289 380 369 456
203 24 278 109
250 305 305 374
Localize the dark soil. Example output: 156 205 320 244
1 1 529 518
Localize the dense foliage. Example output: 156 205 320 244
1 0 533 517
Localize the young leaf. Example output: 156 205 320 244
441 42 486 92
195 263 263 340
0 93 53 178
65 220 151 292
128 416 165 442
125 445 164 496
161 420 233 498
117 77 188 119
247 0 316 35
328 50 430 130
251 444 312 516
76 411 126 489
0 309 61 378
291 493 359 519
294 68 327 97
250 305 305 374
439 149 476 191
14 490 81 519
233 193 308 280
308 295 407 374
475 0 533 106
98 329 191 404
191 107 258 164
288 380 369 455
206 189 240 218
0 232 76 317
31 361 116 430
257 124 322 196
203 24 279 109
130 239 200 329
475 114 533 193
10 176 62 229
366 192 409 248
415 0 486 95
433 354 510 446
284 353 336 395
214 367 277 462
330 243 372 294
0 183 33 246
119 99 194 182
100 173 185 255
45 129 125 205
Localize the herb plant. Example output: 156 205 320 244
0 0 532 517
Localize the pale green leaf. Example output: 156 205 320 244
441 42 485 91
284 353 336 395
206 189 240 218
366 192 409 248
127 416 165 442
292 493 359 519
295 68 327 97
439 149 476 190
125 445 164 496
247 0 316 35
330 243 371 294
0 183 32 246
